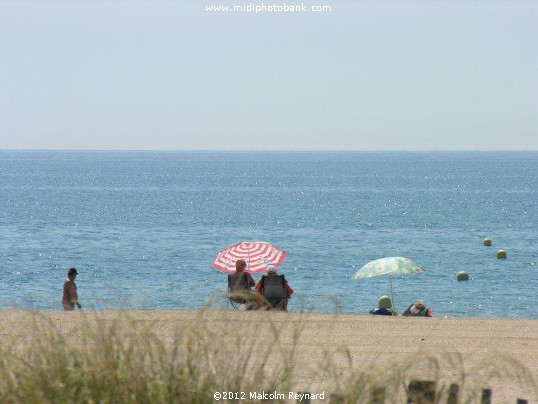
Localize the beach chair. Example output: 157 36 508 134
259 275 289 311
227 273 255 310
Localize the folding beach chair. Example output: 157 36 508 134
227 273 255 310
259 275 289 311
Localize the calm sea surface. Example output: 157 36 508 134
0 151 536 318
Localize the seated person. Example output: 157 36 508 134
233 259 255 289
402 301 433 317
369 295 398 316
228 259 256 309
255 266 293 310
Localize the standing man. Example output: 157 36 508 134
62 267 82 310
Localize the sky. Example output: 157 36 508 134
0 0 536 151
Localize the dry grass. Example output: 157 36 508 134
0 310 535 403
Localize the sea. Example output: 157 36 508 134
0 151 536 318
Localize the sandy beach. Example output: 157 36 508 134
0 310 536 403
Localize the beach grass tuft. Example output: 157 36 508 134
0 311 300 403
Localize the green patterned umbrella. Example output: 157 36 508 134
354 257 424 310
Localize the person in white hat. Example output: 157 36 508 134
254 265 294 310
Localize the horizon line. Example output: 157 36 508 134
1 149 537 153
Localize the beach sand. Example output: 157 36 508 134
1 310 536 403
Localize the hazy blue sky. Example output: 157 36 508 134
1 0 536 150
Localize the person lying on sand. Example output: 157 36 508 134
402 301 433 317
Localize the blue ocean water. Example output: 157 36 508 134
0 151 536 318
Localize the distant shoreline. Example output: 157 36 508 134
2 307 537 321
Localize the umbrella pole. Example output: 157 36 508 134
389 275 396 312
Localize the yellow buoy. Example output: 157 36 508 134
483 238 492 246
496 249 507 259
456 271 469 281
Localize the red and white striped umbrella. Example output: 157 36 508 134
212 241 287 274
